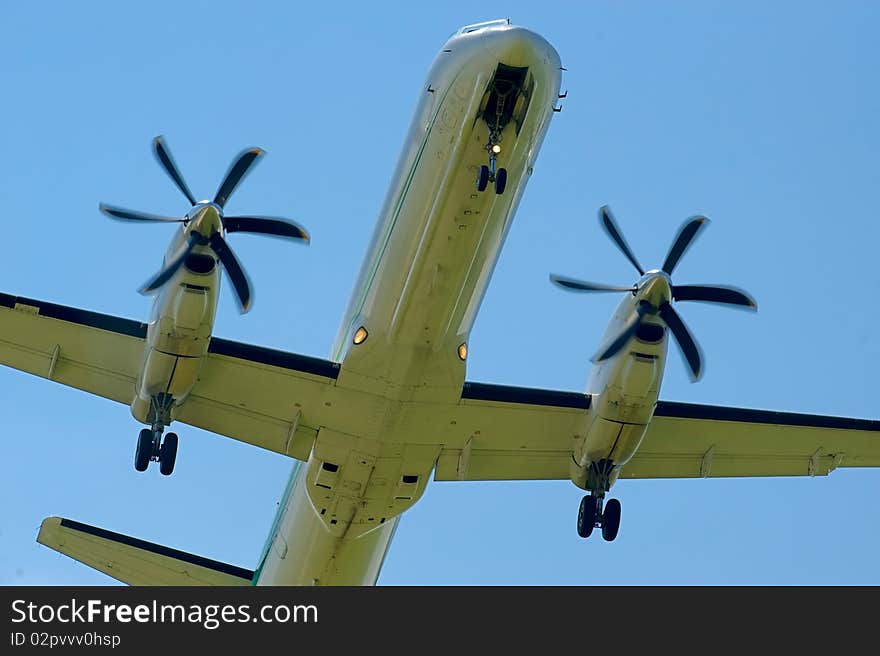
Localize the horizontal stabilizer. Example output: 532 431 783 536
37 517 254 586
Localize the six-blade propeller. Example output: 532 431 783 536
551 205 756 381
100 136 310 313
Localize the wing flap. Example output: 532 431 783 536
435 448 571 480
434 383 588 481
37 517 254 586
179 339 338 459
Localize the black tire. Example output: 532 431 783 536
477 165 490 192
602 498 622 542
135 428 153 472
159 432 178 476
494 168 507 195
577 495 597 538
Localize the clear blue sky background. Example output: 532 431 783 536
1 1 879 585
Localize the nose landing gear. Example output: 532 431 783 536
575 459 622 541
134 394 178 475
476 137 507 195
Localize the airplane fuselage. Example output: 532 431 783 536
254 21 562 585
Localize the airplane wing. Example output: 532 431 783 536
176 338 337 459
620 401 880 479
0 293 337 459
5 292 880 480
0 292 147 405
433 382 587 481
434 384 880 481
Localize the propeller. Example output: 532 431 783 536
100 136 310 313
550 205 756 382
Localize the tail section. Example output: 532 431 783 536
37 517 254 586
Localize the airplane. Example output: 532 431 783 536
2 18 880 585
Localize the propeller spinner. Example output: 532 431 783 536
550 205 756 381
100 136 310 313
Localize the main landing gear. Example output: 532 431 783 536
576 459 622 541
135 428 178 475
577 494 621 541
134 394 178 475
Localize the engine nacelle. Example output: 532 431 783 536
131 269 219 424
570 416 649 490
571 320 668 490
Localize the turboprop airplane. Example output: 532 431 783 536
3 19 880 585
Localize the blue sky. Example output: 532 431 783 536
1 1 879 584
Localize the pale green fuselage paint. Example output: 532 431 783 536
255 21 562 585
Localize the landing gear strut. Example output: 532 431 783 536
476 104 508 195
133 394 178 475
476 141 507 195
575 459 622 542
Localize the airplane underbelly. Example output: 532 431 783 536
335 34 561 399
262 24 563 586
256 463 397 586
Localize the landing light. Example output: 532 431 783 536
491 144 502 154
353 326 369 345
458 343 468 361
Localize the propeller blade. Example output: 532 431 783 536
599 205 645 276
672 284 757 310
550 274 636 293
140 231 202 294
592 302 652 362
214 148 264 208
223 216 310 243
661 216 709 275
100 203 183 224
209 232 253 313
658 302 703 382
153 136 197 206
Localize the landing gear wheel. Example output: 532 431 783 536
602 498 622 542
494 167 507 195
476 165 490 192
134 428 153 472
159 432 178 476
577 495 598 538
